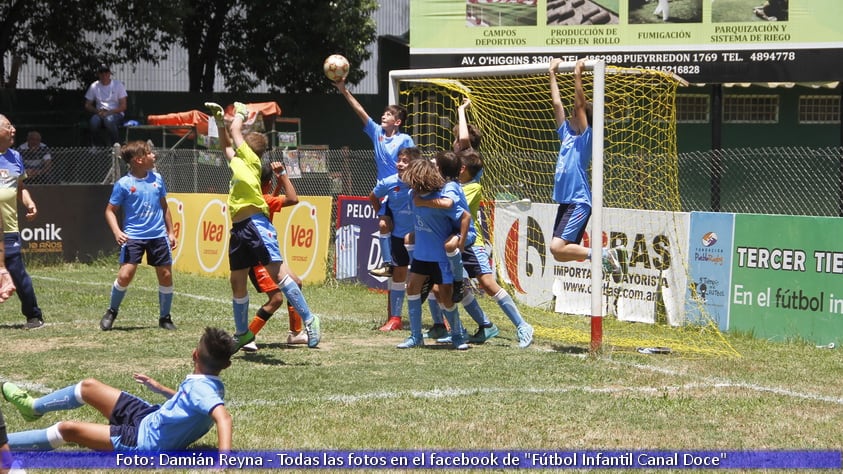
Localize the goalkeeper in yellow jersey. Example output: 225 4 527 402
547 58 623 282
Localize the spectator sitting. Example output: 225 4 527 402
18 131 55 184
84 63 128 146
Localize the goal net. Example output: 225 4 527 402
390 61 738 357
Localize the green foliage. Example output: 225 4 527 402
0 0 181 88
218 0 378 93
0 0 377 93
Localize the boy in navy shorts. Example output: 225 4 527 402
548 58 623 281
333 77 415 278
2 327 235 452
205 101 320 350
101 140 177 331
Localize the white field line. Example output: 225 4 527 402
23 275 843 407
34 275 231 305
229 378 843 408
609 359 843 405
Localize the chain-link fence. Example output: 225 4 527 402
678 146 843 217
26 145 843 218
26 146 382 198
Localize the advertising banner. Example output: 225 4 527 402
728 213 843 346
335 196 388 290
168 194 331 283
494 200 557 307
494 202 689 323
21 185 114 263
685 212 735 331
410 0 843 82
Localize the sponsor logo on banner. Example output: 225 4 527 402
686 212 734 331
336 196 387 290
22 223 63 254
494 202 556 307
728 214 843 345
167 197 185 263
494 202 689 323
282 201 320 279
195 199 229 273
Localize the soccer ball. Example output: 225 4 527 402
323 54 350 82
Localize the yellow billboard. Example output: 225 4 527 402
169 193 332 283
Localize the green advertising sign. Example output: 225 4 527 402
729 214 843 345
409 0 843 82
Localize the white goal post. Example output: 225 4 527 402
389 60 609 350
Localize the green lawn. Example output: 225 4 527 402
1 260 842 472
712 0 772 22
468 3 537 27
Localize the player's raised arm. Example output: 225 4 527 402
456 98 472 151
205 102 235 161
333 78 370 125
570 59 590 135
549 58 566 129
272 162 299 206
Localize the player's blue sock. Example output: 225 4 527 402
428 294 445 325
405 244 414 262
33 383 84 414
407 294 423 341
494 289 525 327
389 281 405 318
9 423 65 451
233 296 250 334
159 285 174 318
379 233 393 265
446 249 463 282
461 293 491 327
281 275 313 324
8 428 52 450
108 280 127 311
8 424 64 450
442 305 465 338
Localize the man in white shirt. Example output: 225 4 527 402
84 64 128 146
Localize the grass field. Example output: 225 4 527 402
2 260 842 472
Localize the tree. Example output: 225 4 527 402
216 0 378 93
0 0 378 93
0 0 180 89
178 0 237 93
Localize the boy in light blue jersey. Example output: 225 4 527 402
205 101 320 350
101 141 177 331
547 58 623 282
369 147 420 331
414 150 494 342
398 158 471 350
2 327 236 452
334 77 415 278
